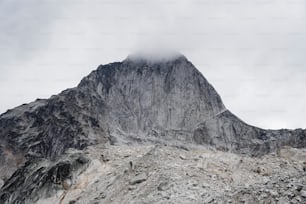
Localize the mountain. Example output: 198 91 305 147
0 54 305 203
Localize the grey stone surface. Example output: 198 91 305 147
129 172 147 185
194 110 306 156
0 144 302 204
301 190 306 198
0 152 90 204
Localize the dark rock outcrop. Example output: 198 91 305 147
0 153 90 204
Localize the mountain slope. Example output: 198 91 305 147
0 55 225 180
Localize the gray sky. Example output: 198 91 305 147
1 0 306 129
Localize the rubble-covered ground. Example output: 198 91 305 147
27 144 305 204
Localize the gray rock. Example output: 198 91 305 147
99 192 106 199
128 185 136 191
194 111 306 156
300 190 306 198
157 181 170 191
269 190 279 197
0 153 90 204
179 155 187 160
204 196 214 203
130 172 148 185
296 184 303 192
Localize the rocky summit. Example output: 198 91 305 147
0 54 305 203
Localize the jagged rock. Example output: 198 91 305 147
203 196 214 203
278 197 290 204
130 172 148 185
269 190 279 197
0 153 90 203
300 190 306 198
179 155 187 160
157 181 170 191
128 185 136 191
99 192 106 199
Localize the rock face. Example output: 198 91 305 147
78 55 225 144
194 110 306 156
0 53 305 203
0 153 90 204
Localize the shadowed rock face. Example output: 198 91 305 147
0 54 305 202
77 56 225 144
194 110 306 156
0 153 90 204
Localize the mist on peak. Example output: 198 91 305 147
125 49 185 64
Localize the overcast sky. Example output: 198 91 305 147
1 0 306 129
